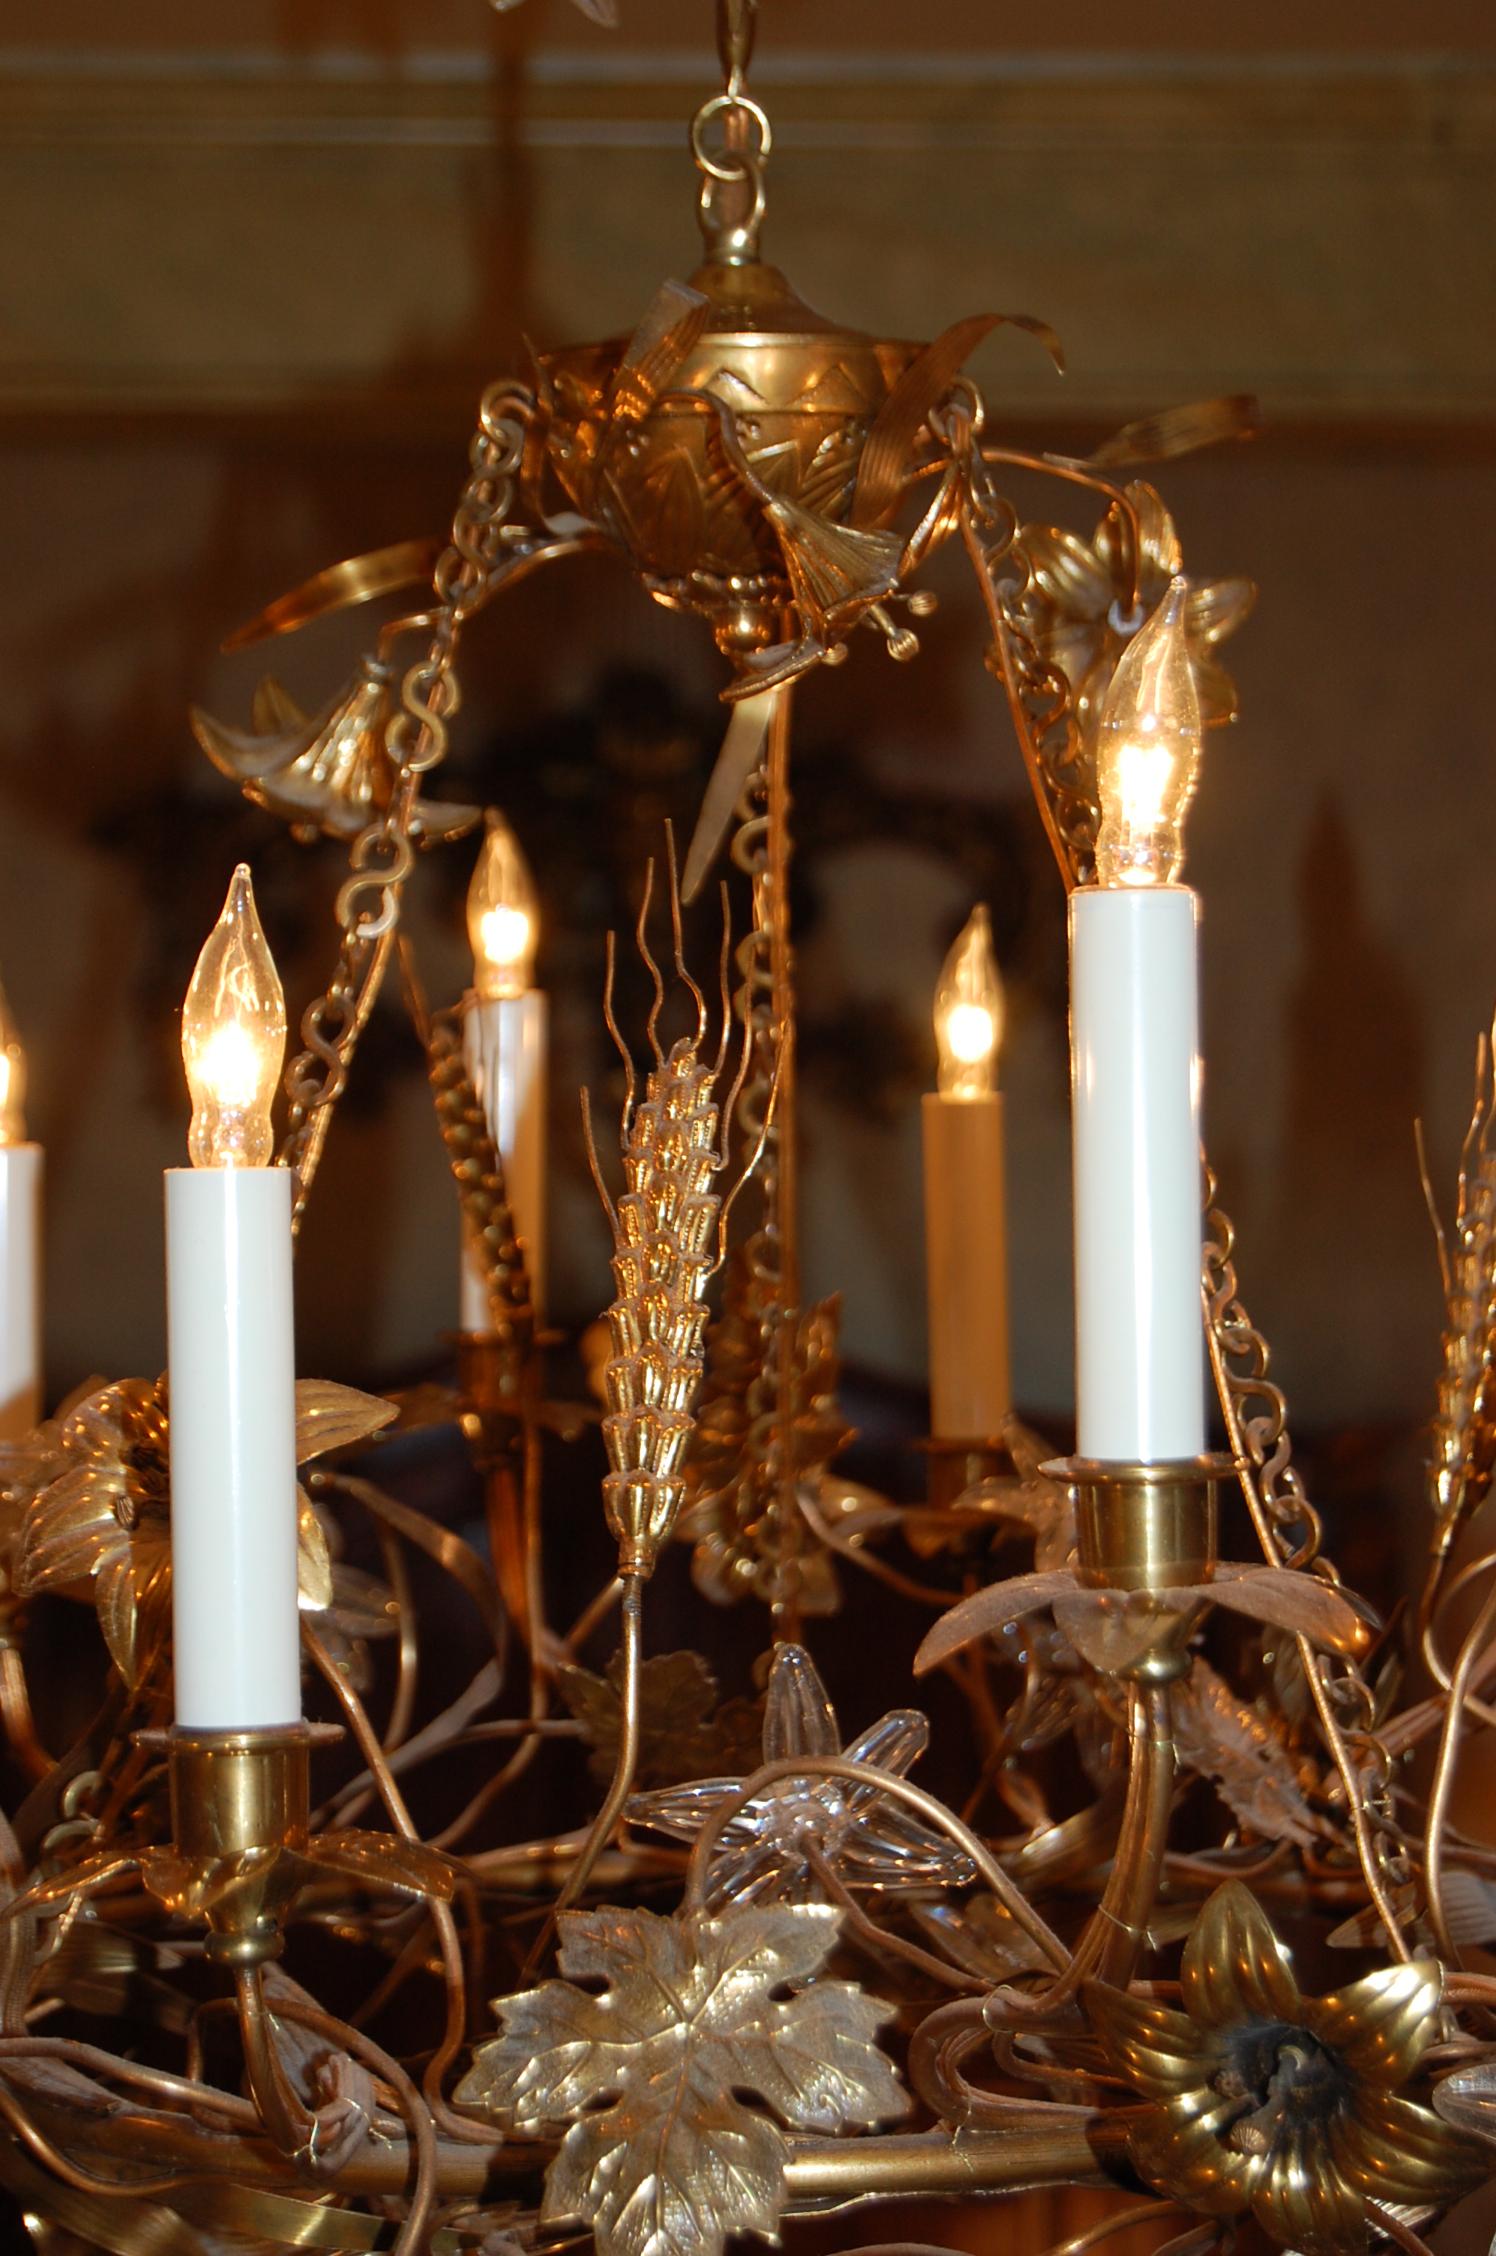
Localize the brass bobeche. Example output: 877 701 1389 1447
1043 1454 1230 1681
139 1722 340 1967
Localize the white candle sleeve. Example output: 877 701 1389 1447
922 1092 1011 1438
1070 884 1205 1463
166 1166 301 1729
0 1144 42 1441
460 991 548 1328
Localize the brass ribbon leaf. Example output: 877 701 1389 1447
853 313 1065 531
457 1902 907 2256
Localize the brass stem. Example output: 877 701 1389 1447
233 1964 318 2161
541 1572 645 1931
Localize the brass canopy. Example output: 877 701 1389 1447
532 257 924 644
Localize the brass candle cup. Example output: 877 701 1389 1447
137 1721 341 1967
1041 1455 1233 1682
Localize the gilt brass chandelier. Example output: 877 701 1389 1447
3 8 1495 2256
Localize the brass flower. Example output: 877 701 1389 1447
1086 1881 1483 2255
4 1376 397 1687
1013 480 1253 754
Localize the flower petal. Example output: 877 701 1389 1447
297 1488 335 1612
1187 575 1255 647
763 1643 840 1760
843 1707 928 1780
1251 2125 1368 2256
1083 1979 1205 2101
15 1466 127 1595
1181 1881 1301 2029
1128 2094 1259 2218
1021 526 1111 618
1333 2087 1486 2209
1311 1958 1442 2085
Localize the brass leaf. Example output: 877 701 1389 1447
293 1381 400 1465
457 1903 907 2256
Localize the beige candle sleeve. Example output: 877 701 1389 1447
922 1089 1012 1439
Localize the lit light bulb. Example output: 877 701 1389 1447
1094 575 1204 888
0 977 26 1147
467 812 538 1001
182 865 286 1169
934 905 1004 1099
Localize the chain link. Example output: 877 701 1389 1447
278 385 534 1212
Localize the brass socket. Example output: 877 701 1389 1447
1045 1456 1229 1592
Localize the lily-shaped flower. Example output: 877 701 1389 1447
3 1376 397 1688
1013 480 1253 756
627 1641 974 1909
1085 1881 1484 2255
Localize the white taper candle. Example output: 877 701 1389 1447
0 1145 42 1441
1070 884 1204 1462
167 1165 300 1727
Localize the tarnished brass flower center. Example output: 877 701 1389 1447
1215 2022 1349 2157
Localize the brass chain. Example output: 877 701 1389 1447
279 385 534 1214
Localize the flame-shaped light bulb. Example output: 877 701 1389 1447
0 977 27 1147
934 905 1004 1099
467 812 538 1001
1094 576 1203 888
182 865 286 1169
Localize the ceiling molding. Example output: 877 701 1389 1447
1 54 1491 427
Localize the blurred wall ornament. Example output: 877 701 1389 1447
7 10 1496 2256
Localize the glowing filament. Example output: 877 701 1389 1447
467 812 538 1001
1094 575 1204 888
934 906 1004 1099
182 865 286 1169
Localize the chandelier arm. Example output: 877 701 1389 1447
231 1965 319 2163
300 1624 483 2136
243 1990 443 2256
973 1682 1176 2037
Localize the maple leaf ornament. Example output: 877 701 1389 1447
457 1902 907 2256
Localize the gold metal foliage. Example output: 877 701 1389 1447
457 1901 907 2256
2 1377 397 1686
1086 1881 1483 2256
191 664 479 846
556 1647 763 1789
681 1243 857 1615
917 1553 1366 1687
1012 480 1254 756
